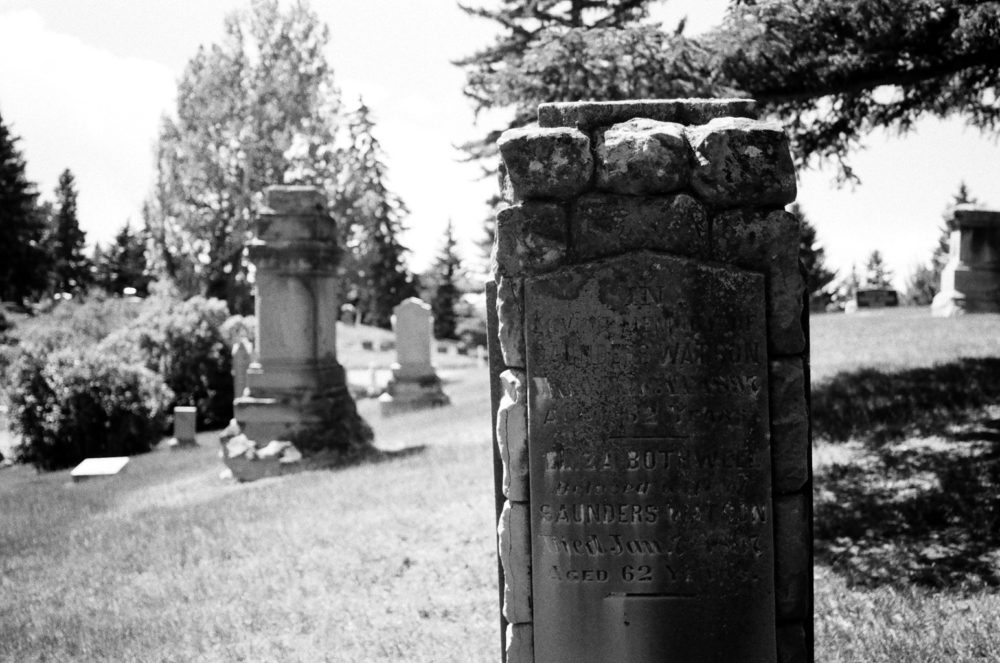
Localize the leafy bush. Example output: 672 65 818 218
101 296 234 429
15 293 143 354
9 348 173 471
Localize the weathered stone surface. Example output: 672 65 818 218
497 127 593 200
497 277 525 368
538 98 757 130
226 434 254 459
572 193 707 261
498 500 532 624
263 185 326 215
256 439 292 459
688 117 796 208
172 406 197 447
714 209 805 355
497 370 529 501
492 203 568 279
380 298 449 415
777 623 808 663
595 119 691 195
769 358 809 495
774 493 811 621
526 251 775 663
506 623 534 663
933 205 1000 316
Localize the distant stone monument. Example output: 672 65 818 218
224 186 373 481
488 100 812 663
379 297 449 415
170 406 197 448
933 206 1000 316
851 287 899 311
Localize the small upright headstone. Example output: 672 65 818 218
231 338 253 399
933 206 1000 316
378 298 450 415
70 457 129 482
171 406 197 448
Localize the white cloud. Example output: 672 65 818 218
0 9 175 245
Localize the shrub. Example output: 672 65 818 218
9 347 173 471
14 293 143 354
101 296 234 430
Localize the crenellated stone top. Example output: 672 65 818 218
249 185 341 273
497 98 796 209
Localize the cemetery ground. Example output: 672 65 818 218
0 308 998 662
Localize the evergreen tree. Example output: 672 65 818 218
94 220 151 296
790 203 836 301
933 182 977 276
429 219 463 340
146 0 342 312
863 250 894 289
335 100 417 329
49 169 91 295
904 262 937 306
0 111 49 304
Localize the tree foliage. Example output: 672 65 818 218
49 169 91 296
0 111 49 304
790 202 837 299
335 100 417 329
94 221 151 297
146 0 341 312
429 219 463 340
863 249 894 289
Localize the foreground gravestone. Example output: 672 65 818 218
933 206 1000 316
71 457 129 482
488 99 812 663
378 297 449 415
170 406 197 448
225 186 372 481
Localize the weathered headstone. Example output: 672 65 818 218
933 206 1000 316
853 288 899 309
489 99 812 663
171 406 197 448
225 186 373 481
70 456 129 482
231 338 253 399
378 297 450 415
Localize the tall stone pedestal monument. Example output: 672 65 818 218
488 100 813 663
379 297 449 415
932 206 1000 316
225 186 372 480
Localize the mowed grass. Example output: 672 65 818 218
1 307 998 661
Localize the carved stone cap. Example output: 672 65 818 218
263 185 327 216
950 204 1000 230
538 98 757 131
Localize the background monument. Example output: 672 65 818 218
932 205 1000 316
378 297 449 415
225 186 372 480
488 100 812 663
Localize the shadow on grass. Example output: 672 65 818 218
812 357 1000 443
814 416 1000 591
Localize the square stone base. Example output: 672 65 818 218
378 375 450 416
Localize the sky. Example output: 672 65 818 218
0 0 998 289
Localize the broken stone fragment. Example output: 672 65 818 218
498 500 532 623
688 117 797 208
280 446 303 464
496 277 526 368
491 203 568 279
497 126 592 200
506 623 534 663
769 358 810 494
225 434 254 459
256 440 292 460
497 369 528 501
595 118 692 195
774 493 811 621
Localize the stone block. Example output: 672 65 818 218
572 193 707 261
70 457 129 482
263 185 327 215
498 500 532 624
506 623 534 663
497 370 529 501
713 209 805 355
172 406 197 447
769 358 810 495
492 203 568 279
537 98 757 130
497 127 592 200
594 119 691 194
496 277 525 368
688 117 796 208
777 622 808 663
774 493 811 621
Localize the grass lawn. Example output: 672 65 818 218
1 307 999 661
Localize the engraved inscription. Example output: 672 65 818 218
526 252 776 663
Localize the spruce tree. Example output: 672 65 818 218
335 100 417 329
863 250 894 289
0 111 49 304
429 219 463 340
49 169 91 295
94 220 151 296
790 203 836 302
